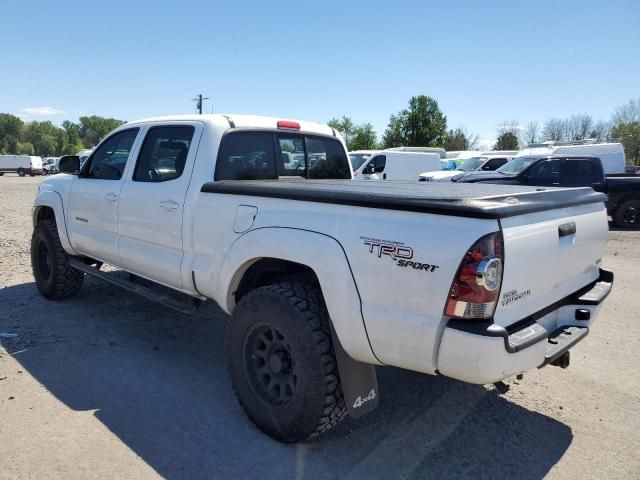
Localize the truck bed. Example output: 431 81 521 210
201 180 606 219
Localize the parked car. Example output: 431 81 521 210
420 155 515 182
354 151 441 181
0 155 43 176
32 114 613 443
42 157 60 175
452 155 640 228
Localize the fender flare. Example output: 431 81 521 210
33 191 78 256
215 227 380 365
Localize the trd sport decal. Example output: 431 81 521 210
361 237 439 272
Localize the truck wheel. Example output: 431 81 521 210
31 220 84 299
614 199 640 229
29 172 36 177
17 168 25 177
226 282 346 443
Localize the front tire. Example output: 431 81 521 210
31 220 84 299
613 199 640 229
226 282 346 443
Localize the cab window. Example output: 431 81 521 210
527 159 560 185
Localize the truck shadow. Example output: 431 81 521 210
1 279 572 480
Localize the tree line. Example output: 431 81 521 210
0 114 125 157
329 95 640 165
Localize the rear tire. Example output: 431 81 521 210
31 220 84 299
226 282 346 443
613 199 640 229
17 168 25 177
0 172 4 176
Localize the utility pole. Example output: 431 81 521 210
193 94 210 114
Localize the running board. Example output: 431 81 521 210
69 259 200 314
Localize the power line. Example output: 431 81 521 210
193 94 210 115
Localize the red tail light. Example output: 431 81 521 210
445 231 504 320
277 120 300 130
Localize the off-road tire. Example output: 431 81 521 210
17 168 25 177
31 219 84 299
226 282 347 443
613 199 640 229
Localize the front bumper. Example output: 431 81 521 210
437 269 613 384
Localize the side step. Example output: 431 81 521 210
69 259 201 314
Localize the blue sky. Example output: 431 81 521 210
1 0 638 147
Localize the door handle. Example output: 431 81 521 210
159 200 179 210
105 193 118 202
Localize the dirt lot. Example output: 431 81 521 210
0 174 639 480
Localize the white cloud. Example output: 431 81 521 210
21 106 66 116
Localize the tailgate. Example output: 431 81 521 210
494 201 608 327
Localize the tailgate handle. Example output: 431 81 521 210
558 222 576 238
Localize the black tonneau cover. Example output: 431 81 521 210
201 180 606 219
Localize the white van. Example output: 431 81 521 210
516 142 625 174
355 151 441 181
0 155 43 176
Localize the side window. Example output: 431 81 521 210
484 158 507 170
133 126 195 182
83 129 139 180
304 136 351 179
528 159 560 185
561 159 603 186
368 155 387 173
215 132 275 180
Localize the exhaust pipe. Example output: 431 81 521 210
550 351 570 369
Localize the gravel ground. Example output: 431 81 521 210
1 174 639 480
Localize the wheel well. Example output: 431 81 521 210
35 206 56 225
235 258 321 303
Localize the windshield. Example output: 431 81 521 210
459 157 485 171
496 157 537 175
349 154 370 170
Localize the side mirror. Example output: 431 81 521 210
364 163 375 175
58 155 80 174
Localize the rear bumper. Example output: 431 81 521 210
437 268 613 384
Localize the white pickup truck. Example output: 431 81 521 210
31 114 613 443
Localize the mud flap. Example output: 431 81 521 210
330 325 379 419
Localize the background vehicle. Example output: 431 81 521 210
385 146 446 158
420 154 515 182
452 155 640 228
77 148 94 168
32 114 612 443
517 142 625 174
0 155 42 176
354 151 441 180
42 157 60 175
349 150 377 171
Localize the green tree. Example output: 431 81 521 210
79 115 125 147
327 116 355 147
494 132 519 150
16 142 34 155
443 128 479 151
611 122 640 165
21 121 66 156
0 113 24 154
350 123 378 150
381 95 447 148
380 114 405 148
611 98 640 165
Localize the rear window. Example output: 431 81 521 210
215 131 350 180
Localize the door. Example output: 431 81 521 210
525 159 561 186
67 128 141 264
117 124 201 288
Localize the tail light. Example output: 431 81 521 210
445 231 504 320
277 120 300 130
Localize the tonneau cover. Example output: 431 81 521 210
201 180 606 219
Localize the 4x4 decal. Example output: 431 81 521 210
361 237 439 272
